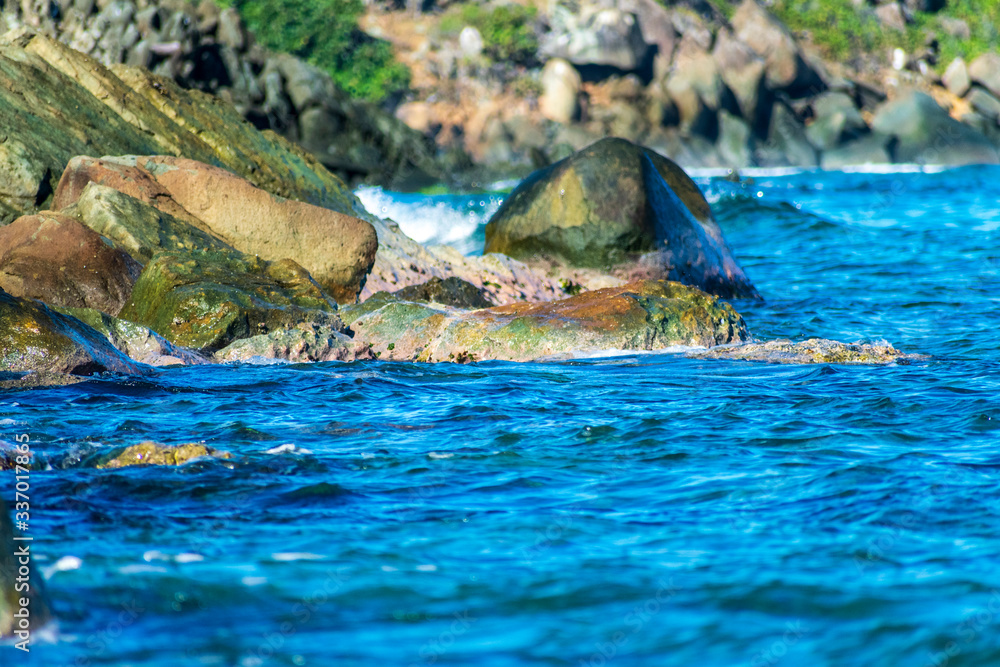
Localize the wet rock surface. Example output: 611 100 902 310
690 338 924 365
0 211 142 315
0 287 149 376
345 279 747 363
97 442 233 469
484 138 759 299
214 322 374 364
119 249 345 352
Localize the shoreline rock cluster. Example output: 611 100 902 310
0 0 457 188
380 0 1000 173
0 25 920 391
5 0 1000 187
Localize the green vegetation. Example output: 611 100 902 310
225 0 410 102
440 3 539 65
715 0 1000 73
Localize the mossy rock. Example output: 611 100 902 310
0 31 369 221
0 288 149 376
348 280 747 362
118 249 345 352
67 182 235 265
484 137 759 299
97 442 232 469
54 306 207 366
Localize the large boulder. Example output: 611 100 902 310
0 212 141 315
761 102 817 166
0 30 367 221
55 306 208 367
541 5 651 72
713 28 767 126
665 39 726 136
730 0 823 95
968 53 1000 100
942 57 971 98
118 249 346 352
343 280 747 363
0 288 148 375
65 182 235 265
540 58 581 124
871 92 999 165
805 91 868 151
53 155 378 302
484 138 759 299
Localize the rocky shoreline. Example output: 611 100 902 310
0 20 922 397
374 0 1000 174
4 0 1000 188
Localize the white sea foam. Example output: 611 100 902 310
42 555 82 579
265 443 312 455
271 552 325 562
355 186 504 254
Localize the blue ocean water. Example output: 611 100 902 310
4 166 1000 667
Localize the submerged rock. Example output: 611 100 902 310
0 371 86 390
484 138 759 300
119 249 344 352
55 156 378 303
214 322 373 363
0 211 142 315
0 288 148 376
690 338 922 365
345 280 746 363
1 497 52 640
97 442 232 469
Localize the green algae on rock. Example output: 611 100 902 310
0 29 368 220
0 288 149 376
97 442 232 469
54 155 378 303
215 322 374 363
119 249 345 352
345 280 746 363
66 182 235 265
484 137 759 300
690 338 923 365
54 306 208 367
